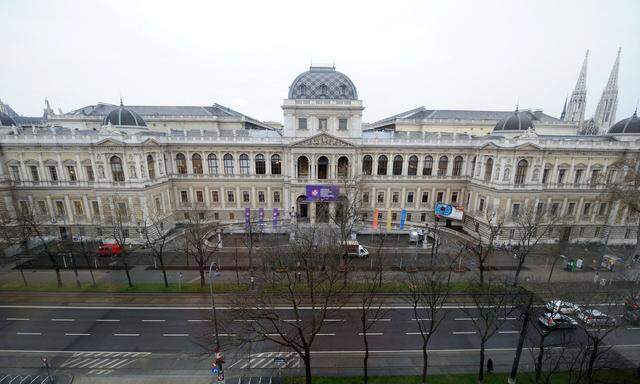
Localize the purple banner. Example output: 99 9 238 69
305 185 339 201
273 208 279 228
258 207 264 225
244 207 250 228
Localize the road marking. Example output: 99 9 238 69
358 332 383 336
16 332 42 336
6 318 29 321
369 318 391 322
51 318 75 322
265 333 283 337
142 319 165 322
498 330 520 334
96 319 120 322
627 327 640 330
323 319 346 322
163 333 189 337
452 331 476 335
317 333 336 336
411 318 432 321
0 304 530 310
188 319 210 322
284 319 300 322
219 333 237 337
65 333 91 336
234 319 256 322
499 317 517 321
114 333 139 337
406 332 429 335
454 318 477 321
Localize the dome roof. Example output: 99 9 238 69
103 102 147 127
0 111 16 126
608 110 640 135
493 109 534 132
288 66 357 100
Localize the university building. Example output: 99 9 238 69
0 55 639 245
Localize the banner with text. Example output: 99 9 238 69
434 203 464 221
305 185 339 201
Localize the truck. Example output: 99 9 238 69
342 240 369 258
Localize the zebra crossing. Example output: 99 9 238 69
0 374 52 384
228 351 300 370
59 351 150 375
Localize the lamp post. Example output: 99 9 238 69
208 260 221 349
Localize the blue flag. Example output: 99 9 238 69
400 208 407 229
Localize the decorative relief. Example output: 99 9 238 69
293 133 353 148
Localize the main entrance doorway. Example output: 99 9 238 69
296 195 309 222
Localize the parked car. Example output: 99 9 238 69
624 294 640 324
577 309 616 327
538 312 578 330
96 243 123 258
545 300 581 315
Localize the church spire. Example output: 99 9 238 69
564 50 589 126
560 96 568 120
593 48 621 133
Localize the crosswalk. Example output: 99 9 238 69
228 351 301 370
0 374 52 384
59 351 151 375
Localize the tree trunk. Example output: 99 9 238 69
54 268 63 288
363 330 369 384
199 265 205 287
19 267 28 287
303 349 312 384
158 255 168 288
534 333 546 384
586 340 598 383
479 262 485 286
509 295 532 383
123 260 133 288
478 340 485 384
422 338 428 384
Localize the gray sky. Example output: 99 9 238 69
2 0 639 123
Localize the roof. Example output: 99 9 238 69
103 104 147 127
288 66 358 100
608 110 640 135
0 102 44 125
493 109 535 131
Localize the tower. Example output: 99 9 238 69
593 48 621 133
564 50 589 126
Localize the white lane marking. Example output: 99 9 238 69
323 319 346 322
142 319 165 323
265 333 283 337
0 349 153 354
107 359 136 369
187 319 210 322
627 327 640 330
369 318 391 322
358 332 383 336
411 318 432 321
16 332 41 336
454 318 477 321
51 318 74 322
65 333 91 336
316 333 336 336
219 333 237 337
77 358 103 368
65 358 94 368
101 359 126 368
113 333 139 337
283 319 300 322
234 319 256 322
452 331 476 335
6 318 30 321
499 331 520 334
499 317 517 321
96 319 120 322
163 333 189 337
406 332 429 335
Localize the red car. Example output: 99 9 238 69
96 243 123 257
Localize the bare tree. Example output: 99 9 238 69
240 217 263 278
233 224 349 384
141 212 171 288
467 212 504 285
0 211 32 286
357 267 388 384
109 202 134 288
184 208 221 287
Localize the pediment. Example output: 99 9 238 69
141 138 162 147
96 138 125 146
515 142 542 151
479 142 500 150
292 133 355 148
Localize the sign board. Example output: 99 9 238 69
211 366 219 374
305 185 339 201
434 203 464 221
274 356 286 368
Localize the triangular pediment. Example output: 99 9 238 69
96 138 125 146
292 133 355 148
515 142 542 151
141 138 162 147
480 142 500 150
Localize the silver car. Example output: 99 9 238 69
545 300 581 315
577 309 616 327
538 312 578 330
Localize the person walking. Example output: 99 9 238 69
487 358 494 374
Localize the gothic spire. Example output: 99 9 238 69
593 48 621 133
574 50 589 92
560 96 567 120
563 50 589 126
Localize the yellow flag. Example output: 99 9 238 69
386 209 392 230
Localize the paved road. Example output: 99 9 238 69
1 302 639 380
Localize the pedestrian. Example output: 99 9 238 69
487 358 494 374
594 271 599 284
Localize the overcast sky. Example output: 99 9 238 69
2 0 639 123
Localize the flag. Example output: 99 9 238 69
400 208 407 229
244 208 250 228
372 208 379 229
258 207 264 225
386 209 392 230
273 208 279 228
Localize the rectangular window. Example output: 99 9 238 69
598 203 607 216
407 192 414 203
29 166 39 182
38 201 47 215
451 192 458 203
582 202 591 216
392 192 399 203
377 211 383 220
573 169 583 186
338 118 348 130
229 212 235 220
73 200 84 215
196 190 204 203
214 212 219 220
212 190 219 203
420 212 426 222
567 202 575 215
49 166 58 181
536 202 545 216
117 202 128 217
421 192 429 203
478 198 485 212
55 201 65 216
85 166 94 182
258 191 265 203
199 212 205 220
512 203 520 218
377 192 384 204
67 166 77 181
542 168 550 184
91 201 100 216
579 227 585 237
9 165 20 181
19 201 29 215
180 191 189 203
406 213 412 222
392 212 397 221
551 202 560 216
362 192 369 203
625 228 632 239
155 197 161 213
298 118 307 130
242 191 250 203
318 118 328 131
436 192 444 203
590 169 600 186
273 191 280 203
227 191 235 203
509 229 515 239
558 169 566 184
594 227 600 238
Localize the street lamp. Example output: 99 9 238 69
208 260 221 349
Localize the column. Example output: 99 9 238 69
575 197 584 222
251 186 257 209
415 186 421 209
220 186 226 209
64 195 74 223
400 186 406 209
371 186 376 209
83 195 92 222
204 186 211 207
385 187 391 209
235 186 241 209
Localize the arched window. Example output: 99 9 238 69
192 153 203 174
423 155 433 176
362 155 373 175
515 159 528 185
110 155 125 181
207 154 218 174
392 155 403 175
271 154 281 175
340 84 347 97
147 154 155 180
255 154 266 175
377 155 388 176
239 154 250 174
452 156 463 176
485 158 494 182
298 83 307 96
317 156 329 179
437 156 449 176
320 84 328 96
408 155 418 176
337 156 349 178
297 156 309 177
223 153 234 175
175 153 187 174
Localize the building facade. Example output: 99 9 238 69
1 64 639 246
